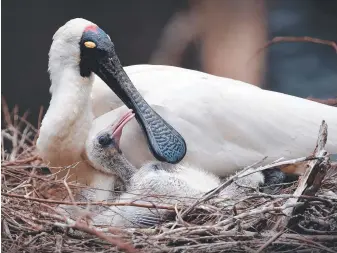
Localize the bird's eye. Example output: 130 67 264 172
84 41 96 49
98 134 112 146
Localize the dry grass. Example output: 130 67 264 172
1 104 337 253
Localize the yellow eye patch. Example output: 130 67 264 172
84 41 96 48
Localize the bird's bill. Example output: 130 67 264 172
94 54 187 164
111 109 135 148
94 55 134 109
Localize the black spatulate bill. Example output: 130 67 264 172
79 26 187 163
98 55 187 163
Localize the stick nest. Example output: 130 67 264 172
1 105 337 253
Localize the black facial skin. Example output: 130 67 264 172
79 27 114 77
97 133 121 153
98 133 112 147
79 26 187 164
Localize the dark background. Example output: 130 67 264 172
2 0 337 124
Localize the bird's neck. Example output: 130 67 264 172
38 67 95 169
105 153 137 185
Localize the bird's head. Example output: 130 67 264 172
48 18 118 92
86 110 135 174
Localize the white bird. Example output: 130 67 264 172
37 18 337 202
87 110 267 227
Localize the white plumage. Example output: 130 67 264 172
88 65 337 175
86 113 264 227
37 18 337 203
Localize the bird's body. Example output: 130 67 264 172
87 111 266 228
37 18 337 203
94 165 266 227
88 64 337 176
94 162 221 227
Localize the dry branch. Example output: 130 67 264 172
278 121 330 230
254 36 337 58
2 192 175 210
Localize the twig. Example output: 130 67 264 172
2 219 13 241
238 156 318 178
2 192 175 210
255 229 286 253
33 106 44 145
182 155 317 218
3 155 40 166
218 202 304 227
63 170 76 203
297 223 336 235
54 234 63 253
283 233 337 253
241 192 334 206
155 226 256 239
23 232 48 246
279 234 337 242
1 96 13 126
181 157 268 217
71 220 138 253
278 121 329 229
253 36 337 59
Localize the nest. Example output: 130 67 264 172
1 105 337 253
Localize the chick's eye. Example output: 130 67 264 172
98 135 112 146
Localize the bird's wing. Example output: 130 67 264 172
88 65 337 177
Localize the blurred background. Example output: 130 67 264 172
2 0 337 124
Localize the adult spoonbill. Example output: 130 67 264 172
37 18 337 201
87 110 272 227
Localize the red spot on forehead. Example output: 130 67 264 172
84 25 98 33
